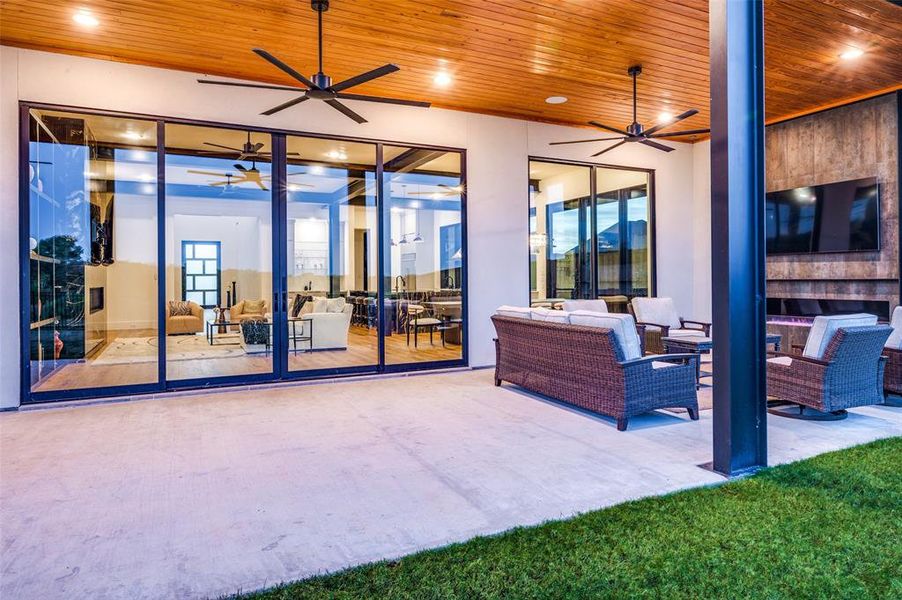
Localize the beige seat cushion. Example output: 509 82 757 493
887 306 902 349
803 313 877 359
767 356 793 367
530 307 570 324
631 297 682 330
495 305 532 319
569 311 642 360
562 299 608 313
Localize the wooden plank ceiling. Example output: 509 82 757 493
1 0 900 142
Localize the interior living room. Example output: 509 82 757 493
1 1 901 598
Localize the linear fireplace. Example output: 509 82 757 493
766 297 890 321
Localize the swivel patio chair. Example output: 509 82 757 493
629 297 710 354
767 314 890 420
883 306 902 405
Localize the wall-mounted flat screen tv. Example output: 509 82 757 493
765 177 879 255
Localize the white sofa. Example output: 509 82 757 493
292 297 353 350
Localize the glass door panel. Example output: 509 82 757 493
164 124 274 381
383 146 464 365
595 167 651 297
528 161 591 302
26 109 159 394
284 136 378 372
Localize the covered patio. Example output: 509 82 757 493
2 369 900 599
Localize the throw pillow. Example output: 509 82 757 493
169 300 193 316
243 299 265 314
326 297 346 313
290 294 308 318
312 298 329 313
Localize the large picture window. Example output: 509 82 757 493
529 159 654 309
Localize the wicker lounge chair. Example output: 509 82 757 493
629 297 710 354
491 313 699 431
767 321 891 420
883 306 902 403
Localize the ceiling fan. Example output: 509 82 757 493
188 163 314 192
200 131 299 161
197 0 431 124
408 184 464 198
550 65 710 156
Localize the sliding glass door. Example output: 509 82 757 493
283 136 379 374
164 123 275 383
21 105 467 403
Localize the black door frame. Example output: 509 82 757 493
18 102 468 404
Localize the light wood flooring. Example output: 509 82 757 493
31 326 462 393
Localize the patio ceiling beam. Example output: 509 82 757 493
709 0 768 476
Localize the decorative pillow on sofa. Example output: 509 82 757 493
168 300 193 316
326 297 347 313
530 307 570 324
312 298 329 313
569 311 642 360
243 299 265 314
886 306 902 350
495 306 532 319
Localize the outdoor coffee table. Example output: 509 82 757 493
662 333 782 385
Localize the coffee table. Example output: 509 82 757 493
662 333 782 385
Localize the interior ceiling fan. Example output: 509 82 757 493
551 65 710 156
200 131 300 161
197 0 430 124
408 184 464 198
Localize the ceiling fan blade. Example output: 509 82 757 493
549 136 624 146
257 181 269 191
335 92 430 108
252 142 265 152
642 109 700 136
325 99 367 124
261 95 309 116
197 79 305 93
252 48 318 89
590 140 628 157
329 64 400 93
187 169 230 176
203 142 243 152
639 139 675 152
233 164 248 172
589 121 630 136
649 128 711 138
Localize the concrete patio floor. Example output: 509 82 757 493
2 369 901 600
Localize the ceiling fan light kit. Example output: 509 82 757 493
550 65 710 156
198 0 431 124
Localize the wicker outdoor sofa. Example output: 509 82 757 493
883 306 902 400
491 314 700 431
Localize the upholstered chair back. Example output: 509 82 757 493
803 313 877 359
886 306 902 349
569 311 642 360
631 297 681 329
562 299 609 313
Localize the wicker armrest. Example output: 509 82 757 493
621 353 699 368
635 321 671 335
883 346 902 356
680 319 711 336
766 350 830 367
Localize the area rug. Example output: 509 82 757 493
92 334 246 365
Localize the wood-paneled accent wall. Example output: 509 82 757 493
765 93 899 310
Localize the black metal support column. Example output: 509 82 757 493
709 0 768 476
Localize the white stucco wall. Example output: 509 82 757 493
0 47 706 408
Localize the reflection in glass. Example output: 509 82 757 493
384 146 464 364
285 136 378 371
528 161 592 303
595 167 651 297
27 109 159 393
164 124 273 380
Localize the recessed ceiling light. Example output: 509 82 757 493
287 184 301 192
326 150 347 160
433 72 452 87
658 111 674 122
123 131 143 141
138 173 154 182
309 165 325 175
73 10 99 27
839 48 864 60
545 96 568 104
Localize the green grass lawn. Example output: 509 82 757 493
239 437 902 599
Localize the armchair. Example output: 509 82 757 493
230 299 269 331
166 300 204 335
630 297 709 354
883 306 902 403
767 320 890 420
